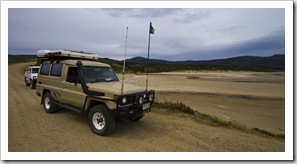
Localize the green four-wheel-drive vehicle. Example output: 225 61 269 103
36 50 155 136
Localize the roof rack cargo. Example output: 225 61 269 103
37 50 99 60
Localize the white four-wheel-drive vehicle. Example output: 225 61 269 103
25 65 40 89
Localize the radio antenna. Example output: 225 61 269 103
121 27 128 95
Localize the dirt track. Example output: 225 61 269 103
8 62 284 152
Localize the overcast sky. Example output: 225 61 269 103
8 8 285 61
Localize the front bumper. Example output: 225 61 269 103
114 90 155 119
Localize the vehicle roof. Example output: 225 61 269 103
28 65 40 68
43 59 111 67
37 50 99 60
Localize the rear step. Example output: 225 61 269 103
53 102 84 114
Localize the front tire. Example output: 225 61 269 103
43 92 59 113
88 105 115 136
25 77 29 86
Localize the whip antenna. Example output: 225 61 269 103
121 27 128 95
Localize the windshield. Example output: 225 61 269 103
32 68 39 73
81 66 119 83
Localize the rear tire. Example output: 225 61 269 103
43 92 59 113
30 80 36 89
88 105 115 136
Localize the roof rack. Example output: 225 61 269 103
37 50 99 60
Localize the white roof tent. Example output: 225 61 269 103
37 50 99 60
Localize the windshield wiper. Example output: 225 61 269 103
90 78 116 83
105 78 115 82
90 78 106 83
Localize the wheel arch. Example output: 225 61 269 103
86 99 108 113
85 98 116 113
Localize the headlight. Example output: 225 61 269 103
139 97 144 104
122 97 127 104
33 76 37 79
143 93 147 99
149 93 154 102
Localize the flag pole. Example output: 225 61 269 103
146 28 151 91
121 27 128 95
146 22 154 91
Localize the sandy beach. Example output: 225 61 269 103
124 71 285 134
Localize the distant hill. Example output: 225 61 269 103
9 54 37 58
8 54 36 64
8 54 285 72
176 54 285 70
124 54 285 71
126 56 172 64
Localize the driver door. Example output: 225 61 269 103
61 67 85 108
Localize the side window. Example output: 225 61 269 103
66 67 78 83
40 64 51 75
50 64 63 77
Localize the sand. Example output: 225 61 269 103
7 62 285 153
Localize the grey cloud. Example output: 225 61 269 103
9 8 122 54
172 29 285 61
173 9 211 23
102 8 211 24
231 30 285 56
102 8 182 18
8 8 285 61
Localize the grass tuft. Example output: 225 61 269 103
153 101 285 140
251 128 285 139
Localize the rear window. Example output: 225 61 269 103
50 64 63 76
40 64 51 75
